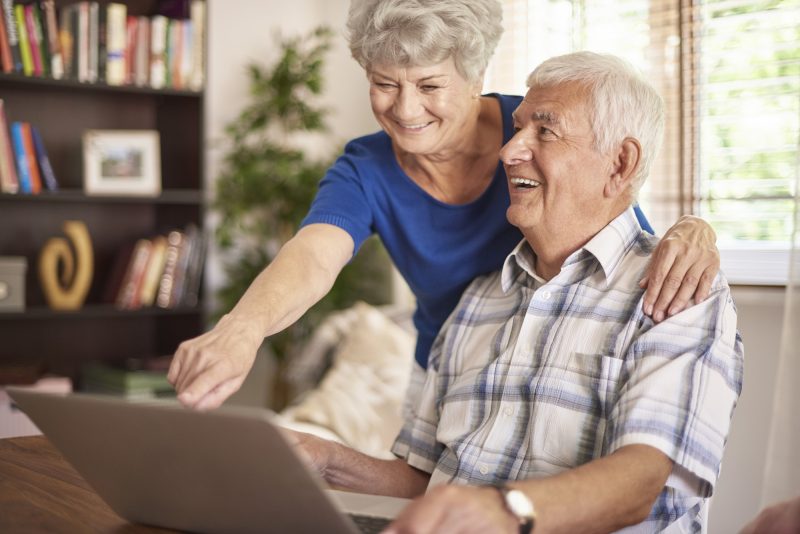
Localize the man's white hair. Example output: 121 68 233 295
527 51 665 193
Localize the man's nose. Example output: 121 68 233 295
500 132 532 166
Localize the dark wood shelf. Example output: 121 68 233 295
0 72 202 98
0 189 204 205
0 306 203 321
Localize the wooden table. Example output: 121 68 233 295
0 435 176 533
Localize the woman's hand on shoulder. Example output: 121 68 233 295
640 215 720 323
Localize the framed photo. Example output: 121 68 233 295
82 130 161 197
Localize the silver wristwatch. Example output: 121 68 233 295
497 485 536 534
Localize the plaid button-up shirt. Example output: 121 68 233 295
393 207 744 533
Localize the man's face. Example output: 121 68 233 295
500 82 615 238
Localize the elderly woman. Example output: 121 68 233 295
169 0 719 410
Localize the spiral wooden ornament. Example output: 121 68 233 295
38 221 94 310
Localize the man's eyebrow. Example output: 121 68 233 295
511 110 561 125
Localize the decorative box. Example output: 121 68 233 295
0 257 26 312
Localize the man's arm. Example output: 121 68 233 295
288 430 431 498
386 444 673 534
167 223 354 410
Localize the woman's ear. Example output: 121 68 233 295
605 137 642 199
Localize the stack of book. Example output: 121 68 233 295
0 99 57 194
81 360 174 399
104 224 205 310
0 0 205 90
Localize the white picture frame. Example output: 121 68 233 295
82 130 161 197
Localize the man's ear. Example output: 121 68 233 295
605 138 641 199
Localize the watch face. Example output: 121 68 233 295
506 489 535 518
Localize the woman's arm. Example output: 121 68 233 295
168 223 354 410
641 215 720 322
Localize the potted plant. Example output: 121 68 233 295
213 27 392 408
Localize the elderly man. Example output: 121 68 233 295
293 52 743 533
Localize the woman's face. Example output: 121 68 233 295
367 58 482 157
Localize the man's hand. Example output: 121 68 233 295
640 215 719 322
167 314 264 410
383 485 516 534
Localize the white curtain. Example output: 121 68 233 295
760 123 800 505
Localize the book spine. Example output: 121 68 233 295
77 2 89 82
105 3 126 85
87 1 97 82
42 0 63 79
116 238 152 309
1 0 21 72
156 229 183 308
32 3 49 77
0 3 12 73
0 99 19 193
14 5 32 76
31 125 57 191
96 1 106 81
10 122 32 193
23 5 42 76
189 0 205 90
134 16 149 86
20 123 41 194
124 15 136 85
149 15 166 89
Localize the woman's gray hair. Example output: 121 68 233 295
347 0 503 83
527 52 665 192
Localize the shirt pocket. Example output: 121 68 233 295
533 352 623 468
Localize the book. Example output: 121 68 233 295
41 0 63 79
13 5 32 76
103 241 136 304
115 238 152 309
156 229 183 308
31 125 57 191
138 234 167 306
182 227 206 307
124 15 137 85
105 3 126 85
19 123 42 194
0 99 18 193
1 0 21 73
23 5 42 76
10 122 32 193
149 15 167 89
189 0 204 90
0 3 12 73
77 2 89 82
87 1 98 83
58 4 77 79
169 224 197 306
134 16 149 87
33 3 51 78
95 0 106 81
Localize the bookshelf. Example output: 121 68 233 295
0 0 206 382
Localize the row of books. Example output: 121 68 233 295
0 99 57 194
0 0 205 90
104 224 205 311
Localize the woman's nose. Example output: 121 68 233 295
393 89 423 120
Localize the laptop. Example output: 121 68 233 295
7 387 410 534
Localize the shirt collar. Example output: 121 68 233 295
500 206 643 292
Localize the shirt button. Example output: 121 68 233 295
541 290 552 300
503 406 514 417
479 464 489 475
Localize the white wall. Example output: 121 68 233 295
206 3 788 532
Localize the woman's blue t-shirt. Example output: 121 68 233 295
301 93 654 368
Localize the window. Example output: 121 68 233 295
485 0 800 284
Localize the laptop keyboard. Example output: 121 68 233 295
349 514 392 534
